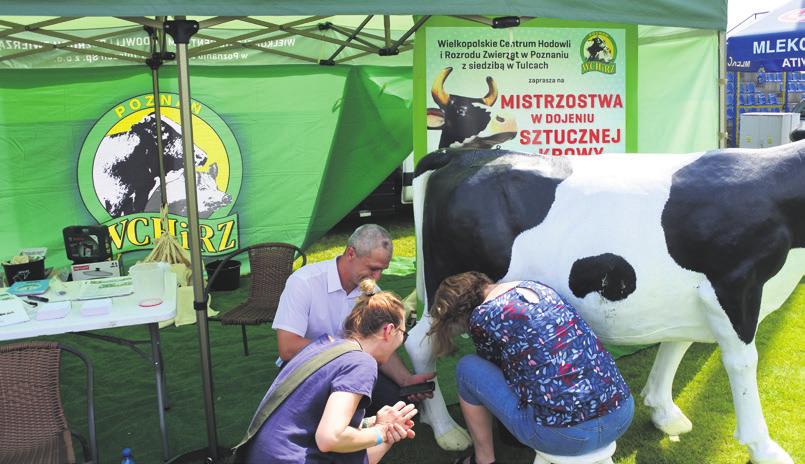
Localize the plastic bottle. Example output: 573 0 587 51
120 447 135 464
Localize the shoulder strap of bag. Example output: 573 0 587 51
232 340 361 453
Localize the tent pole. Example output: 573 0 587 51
165 17 221 461
146 20 171 210
718 31 727 148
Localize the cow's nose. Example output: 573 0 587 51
223 194 232 203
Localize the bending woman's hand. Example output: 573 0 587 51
378 422 415 444
375 401 417 429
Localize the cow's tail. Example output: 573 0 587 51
413 151 450 310
414 149 452 178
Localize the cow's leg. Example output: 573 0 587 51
699 281 793 464
640 341 694 436
404 314 472 451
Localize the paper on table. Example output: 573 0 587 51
75 276 133 300
35 301 71 321
0 292 30 326
79 298 112 317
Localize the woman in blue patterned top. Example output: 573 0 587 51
428 272 633 464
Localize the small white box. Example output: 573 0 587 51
71 260 121 281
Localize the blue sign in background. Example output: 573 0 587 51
727 1 805 72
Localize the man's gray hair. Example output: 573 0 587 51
347 224 393 257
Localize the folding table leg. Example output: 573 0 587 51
149 323 171 461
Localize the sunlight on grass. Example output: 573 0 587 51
752 287 805 463
302 218 417 267
612 283 804 464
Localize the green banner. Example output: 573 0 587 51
0 64 412 268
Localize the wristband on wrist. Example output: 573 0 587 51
373 427 383 446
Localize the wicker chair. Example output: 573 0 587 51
208 242 306 356
0 341 97 464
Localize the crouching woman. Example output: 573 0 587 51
236 279 417 463
428 272 634 464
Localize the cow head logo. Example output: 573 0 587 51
78 94 243 256
580 31 617 75
427 67 517 149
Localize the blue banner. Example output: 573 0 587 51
727 2 805 72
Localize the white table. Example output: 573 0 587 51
0 273 177 462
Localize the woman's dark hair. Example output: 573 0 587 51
343 279 405 338
427 271 493 359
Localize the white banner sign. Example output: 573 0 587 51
426 27 627 157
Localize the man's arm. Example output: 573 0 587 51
272 271 313 361
379 352 436 402
276 329 312 361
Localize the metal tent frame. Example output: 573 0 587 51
0 15 421 66
0 7 728 462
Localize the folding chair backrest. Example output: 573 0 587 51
0 342 74 464
247 243 306 309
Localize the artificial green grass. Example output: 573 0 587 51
24 217 805 463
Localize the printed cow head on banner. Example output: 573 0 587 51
427 67 517 149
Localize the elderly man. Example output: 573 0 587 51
272 224 434 414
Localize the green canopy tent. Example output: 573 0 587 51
0 2 728 462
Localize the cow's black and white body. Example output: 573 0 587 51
404 144 804 464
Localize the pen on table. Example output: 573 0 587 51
24 300 38 307
27 295 49 302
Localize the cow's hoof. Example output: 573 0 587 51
748 440 794 464
649 404 692 436
434 426 472 451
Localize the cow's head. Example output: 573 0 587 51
428 67 517 149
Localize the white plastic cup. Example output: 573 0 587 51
129 262 168 307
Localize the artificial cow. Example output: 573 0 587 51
404 142 804 464
428 67 517 149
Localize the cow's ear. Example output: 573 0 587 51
427 108 445 130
